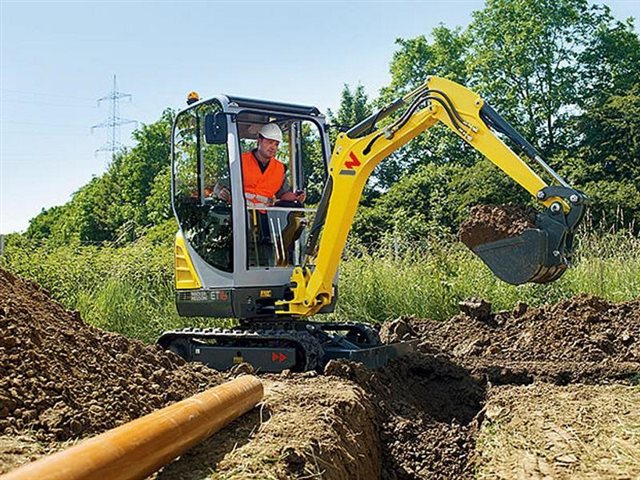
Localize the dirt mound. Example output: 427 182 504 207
406 294 640 385
459 204 537 249
0 268 223 441
158 376 381 480
326 353 485 479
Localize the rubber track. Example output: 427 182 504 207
158 327 324 370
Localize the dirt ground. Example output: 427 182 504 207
1 267 639 479
475 384 640 479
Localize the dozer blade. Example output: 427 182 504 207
473 229 567 285
472 187 588 285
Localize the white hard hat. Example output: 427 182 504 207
258 123 283 143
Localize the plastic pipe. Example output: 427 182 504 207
1 375 263 480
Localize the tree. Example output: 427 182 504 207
372 26 476 190
559 88 640 230
571 87 640 183
25 205 71 242
579 14 640 104
327 83 372 142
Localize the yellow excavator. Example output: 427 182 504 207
158 76 588 371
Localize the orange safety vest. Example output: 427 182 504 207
241 151 285 208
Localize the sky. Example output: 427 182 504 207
1 1 639 234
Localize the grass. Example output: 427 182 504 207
1 229 639 343
332 231 640 323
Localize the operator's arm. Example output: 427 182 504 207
277 76 586 316
276 177 306 203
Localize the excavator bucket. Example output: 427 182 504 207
472 188 588 285
473 227 567 284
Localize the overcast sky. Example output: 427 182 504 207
1 0 638 234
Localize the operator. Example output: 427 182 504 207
214 123 306 206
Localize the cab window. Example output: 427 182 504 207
236 115 326 269
173 100 233 272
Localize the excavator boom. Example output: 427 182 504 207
277 76 588 317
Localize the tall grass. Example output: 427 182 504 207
331 231 640 323
2 230 638 342
1 235 222 342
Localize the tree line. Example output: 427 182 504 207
21 0 640 246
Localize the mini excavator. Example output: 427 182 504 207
158 76 588 372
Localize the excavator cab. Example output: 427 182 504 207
170 95 334 320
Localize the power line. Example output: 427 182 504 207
91 75 138 161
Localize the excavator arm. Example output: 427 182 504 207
277 76 588 317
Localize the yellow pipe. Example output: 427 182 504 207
1 375 263 480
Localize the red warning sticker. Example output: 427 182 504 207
271 352 288 363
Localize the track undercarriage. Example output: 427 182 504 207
157 319 414 372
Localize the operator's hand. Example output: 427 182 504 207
294 190 306 203
279 190 306 204
213 184 232 203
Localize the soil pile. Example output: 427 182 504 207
158 375 381 480
459 204 537 249
0 268 223 441
406 294 640 385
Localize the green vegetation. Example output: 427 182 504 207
335 231 640 324
2 229 638 343
2 0 638 343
